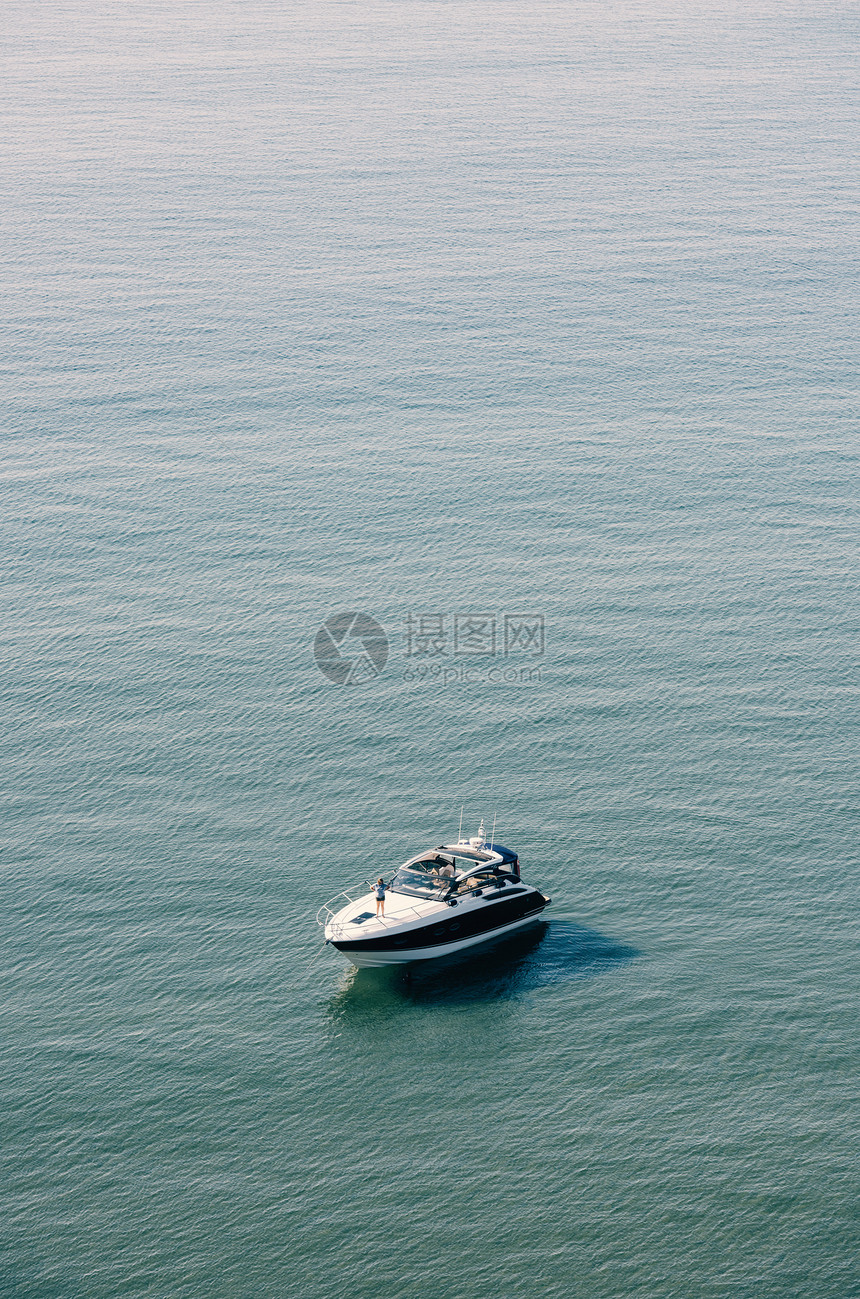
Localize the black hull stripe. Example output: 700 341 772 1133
333 895 547 953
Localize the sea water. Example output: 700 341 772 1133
2 2 858 1296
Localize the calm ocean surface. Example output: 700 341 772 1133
2 2 859 1296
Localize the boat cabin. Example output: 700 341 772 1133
389 843 520 901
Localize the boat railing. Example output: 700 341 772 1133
316 884 373 930
317 884 448 938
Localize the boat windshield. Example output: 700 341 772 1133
390 861 451 899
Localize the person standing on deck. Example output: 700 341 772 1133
374 877 386 917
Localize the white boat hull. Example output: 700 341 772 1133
338 911 545 968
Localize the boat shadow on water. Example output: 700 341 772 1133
326 919 638 1014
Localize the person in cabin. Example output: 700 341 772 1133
374 877 386 917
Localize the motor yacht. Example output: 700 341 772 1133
317 824 550 968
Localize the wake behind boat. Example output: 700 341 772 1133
317 822 550 968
